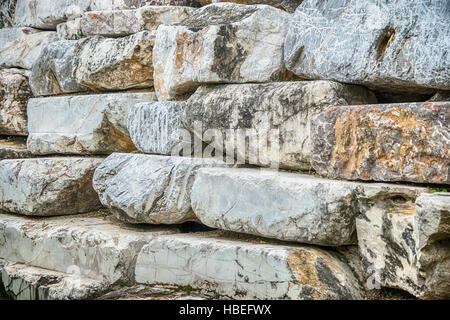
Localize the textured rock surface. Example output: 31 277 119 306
135 232 364 299
0 68 31 135
0 260 108 300
0 138 32 160
357 189 449 299
311 102 450 184
27 92 156 155
127 101 186 155
89 0 201 10
0 28 57 69
284 0 450 93
0 0 17 28
93 153 227 224
73 31 155 91
30 40 88 96
0 213 179 284
185 81 377 169
197 0 303 13
153 3 291 100
0 157 103 216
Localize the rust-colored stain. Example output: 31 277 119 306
175 32 205 70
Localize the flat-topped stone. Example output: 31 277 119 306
191 167 427 246
27 92 156 155
0 138 32 160
0 68 31 136
93 153 227 224
153 3 291 100
0 157 103 216
0 28 57 70
73 31 155 91
284 0 450 93
135 232 364 299
0 260 108 300
184 81 377 169
311 102 450 184
0 213 180 284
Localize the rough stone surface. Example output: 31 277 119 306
56 17 82 40
357 189 449 299
311 102 450 184
284 0 450 93
0 28 57 70
135 232 364 299
153 3 291 100
27 92 156 155
0 138 32 160
89 0 201 11
0 213 179 284
0 260 108 300
0 0 17 28
185 81 377 169
0 157 103 216
197 0 303 13
127 101 186 155
73 31 155 91
0 68 31 135
30 40 88 96
93 153 227 224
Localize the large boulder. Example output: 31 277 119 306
0 28 57 70
311 102 450 184
0 68 32 136
30 40 88 96
135 232 365 299
191 167 427 246
284 0 450 93
73 31 155 91
27 92 156 155
92 153 227 224
0 158 103 216
153 3 291 100
357 190 449 299
127 101 186 155
184 81 377 170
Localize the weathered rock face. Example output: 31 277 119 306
0 138 31 160
191 168 428 246
197 0 303 13
153 3 291 100
73 31 155 91
356 188 449 299
311 102 450 184
58 6 196 39
0 68 31 135
284 0 450 93
0 158 103 216
27 92 156 155
185 81 377 169
127 101 186 155
0 28 57 69
89 0 201 10
0 0 17 28
0 213 179 284
135 233 364 299
93 153 227 224
0 261 108 300
30 40 88 96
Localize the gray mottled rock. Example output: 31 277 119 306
89 0 201 11
73 31 155 91
153 3 291 100
0 68 31 136
197 0 303 13
30 40 88 96
311 102 450 184
0 157 103 216
93 153 227 224
56 17 82 40
127 101 186 155
191 167 428 246
0 0 17 28
0 138 32 160
0 213 179 284
284 0 450 93
185 81 377 170
0 28 57 70
357 189 449 299
27 92 156 155
0 261 108 300
135 232 364 299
